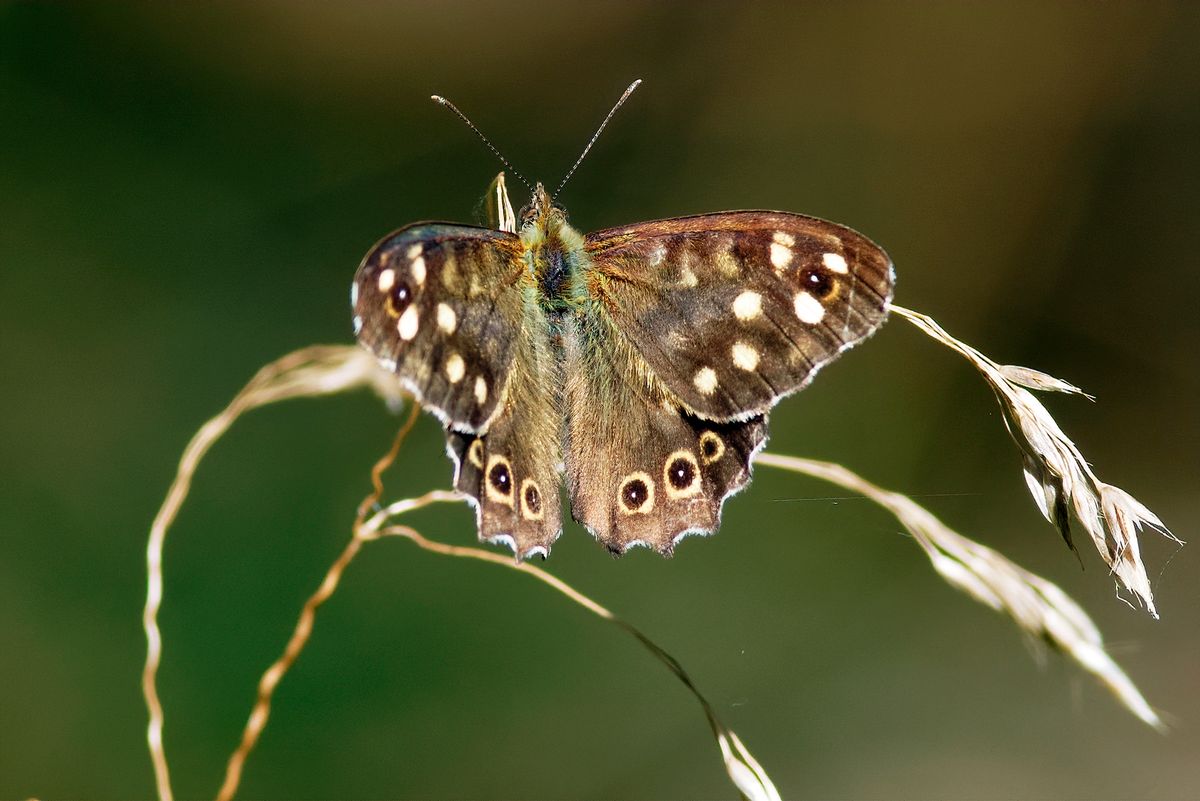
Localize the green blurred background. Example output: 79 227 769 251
2 2 1197 798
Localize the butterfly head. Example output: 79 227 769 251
520 182 568 235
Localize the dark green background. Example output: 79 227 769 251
2 2 1197 798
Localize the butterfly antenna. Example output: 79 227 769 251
430 94 533 191
553 78 643 200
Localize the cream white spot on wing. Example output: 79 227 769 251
822 252 849 274
397 305 419 340
794 291 826 324
445 352 465 383
679 265 698 287
770 242 793 269
437 302 457 333
352 315 363 335
649 243 667 266
441 253 459 290
715 246 740 277
731 341 759 371
377 268 395 292
474 376 488 405
772 231 795 246
467 438 484 468
349 282 359 307
693 366 718 395
411 256 426 286
406 243 423 260
732 290 762 320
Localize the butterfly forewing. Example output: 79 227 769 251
353 224 528 431
354 220 565 557
583 212 894 420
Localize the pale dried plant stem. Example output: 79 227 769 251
376 524 615 616
144 345 401 801
215 502 779 801
368 524 781 801
215 490 461 801
755 451 1163 729
146 341 1166 801
886 304 1176 617
143 357 302 801
215 533 363 801
144 344 777 800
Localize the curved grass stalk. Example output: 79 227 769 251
889 305 1178 617
144 330 1170 801
756 452 1163 730
143 346 402 801
145 345 778 801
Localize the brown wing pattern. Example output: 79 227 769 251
353 223 527 432
355 223 566 556
444 308 565 558
564 298 768 554
582 212 894 421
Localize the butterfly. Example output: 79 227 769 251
351 83 895 559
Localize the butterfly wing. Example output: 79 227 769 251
581 212 894 420
443 318 564 559
562 288 766 553
445 399 563 559
353 223 527 431
354 224 564 556
562 211 892 553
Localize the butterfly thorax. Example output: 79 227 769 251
520 182 588 315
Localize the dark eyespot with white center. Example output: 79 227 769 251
484 455 514 507
801 266 834 299
663 450 701 499
698 431 725 464
489 462 511 493
521 479 544 520
386 278 415 318
618 472 655 514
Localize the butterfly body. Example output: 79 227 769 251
353 175 894 558
520 185 586 316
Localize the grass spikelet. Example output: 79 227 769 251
756 453 1164 730
889 305 1179 617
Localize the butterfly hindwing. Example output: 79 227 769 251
353 224 528 431
444 318 564 557
564 301 767 553
583 212 894 420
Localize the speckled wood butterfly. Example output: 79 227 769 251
351 83 895 559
